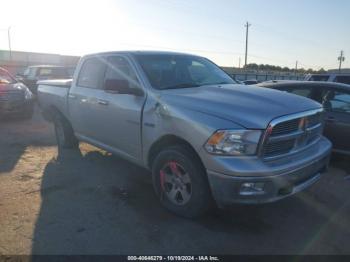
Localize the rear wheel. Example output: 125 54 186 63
53 113 78 149
152 145 213 218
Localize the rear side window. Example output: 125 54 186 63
23 68 37 78
334 76 350 85
309 75 330 81
77 57 106 88
289 88 312 98
38 68 69 78
275 86 313 98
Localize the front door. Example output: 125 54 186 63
321 88 350 153
89 55 146 160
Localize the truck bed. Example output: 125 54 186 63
37 79 72 120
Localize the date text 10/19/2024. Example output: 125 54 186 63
127 256 220 261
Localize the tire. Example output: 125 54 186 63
53 113 78 149
152 145 214 218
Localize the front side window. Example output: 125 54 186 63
77 57 106 89
104 56 140 89
135 54 236 90
322 90 350 113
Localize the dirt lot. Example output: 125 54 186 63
0 107 350 255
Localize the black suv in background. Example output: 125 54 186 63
0 67 34 119
258 81 350 155
17 65 71 94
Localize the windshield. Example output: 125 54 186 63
135 54 236 90
0 69 16 84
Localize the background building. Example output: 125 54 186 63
0 50 80 75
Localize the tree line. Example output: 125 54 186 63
243 63 326 74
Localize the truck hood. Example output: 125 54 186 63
160 84 322 129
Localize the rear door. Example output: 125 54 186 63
68 57 107 139
321 88 350 153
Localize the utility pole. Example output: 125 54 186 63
7 26 12 61
295 61 298 75
338 50 345 73
244 22 251 68
238 57 241 69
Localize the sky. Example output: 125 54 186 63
0 0 349 70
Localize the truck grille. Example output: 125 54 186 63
261 109 324 159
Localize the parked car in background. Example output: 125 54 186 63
37 51 331 217
258 81 350 155
243 79 259 85
305 73 350 85
17 65 71 94
0 67 34 119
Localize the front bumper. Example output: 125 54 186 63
0 99 34 117
206 137 332 206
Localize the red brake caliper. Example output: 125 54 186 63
169 161 181 177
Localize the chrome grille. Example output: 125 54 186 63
261 109 324 159
271 119 299 135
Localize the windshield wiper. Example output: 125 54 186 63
163 83 201 90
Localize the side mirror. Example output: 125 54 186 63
104 79 144 96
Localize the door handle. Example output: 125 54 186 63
68 94 77 99
98 99 109 106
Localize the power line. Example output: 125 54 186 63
338 50 345 73
7 27 12 61
244 22 251 67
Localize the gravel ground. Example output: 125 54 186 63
0 107 349 255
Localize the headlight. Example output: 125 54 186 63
204 129 262 156
24 87 33 100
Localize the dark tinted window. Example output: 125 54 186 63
104 56 140 89
273 85 313 98
77 58 106 88
38 67 69 78
322 90 350 113
289 88 312 97
334 76 350 85
309 75 330 81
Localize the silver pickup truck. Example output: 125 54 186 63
37 51 332 217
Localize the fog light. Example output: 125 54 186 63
240 182 265 196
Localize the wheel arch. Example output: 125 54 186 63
147 135 205 171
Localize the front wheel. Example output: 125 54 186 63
152 145 213 218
